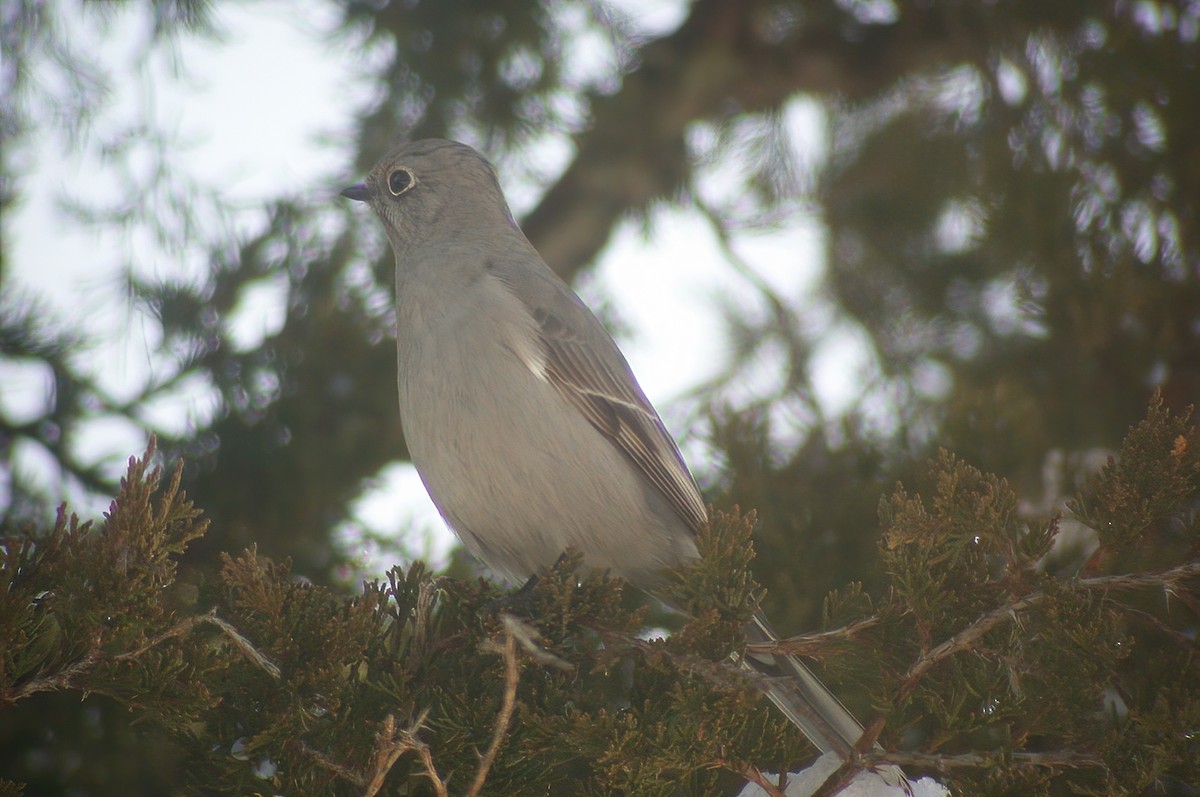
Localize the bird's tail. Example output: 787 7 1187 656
741 610 865 758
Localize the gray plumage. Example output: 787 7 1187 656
342 138 868 758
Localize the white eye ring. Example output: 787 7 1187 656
387 168 417 196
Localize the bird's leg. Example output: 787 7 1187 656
481 552 575 617
482 571 542 617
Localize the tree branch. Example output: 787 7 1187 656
2 610 281 707
522 0 969 282
865 748 1106 774
747 559 1200 690
746 615 882 659
895 560 1200 702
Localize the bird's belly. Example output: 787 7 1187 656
397 328 696 586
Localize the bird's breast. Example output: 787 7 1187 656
392 273 697 586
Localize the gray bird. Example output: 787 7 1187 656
342 138 868 759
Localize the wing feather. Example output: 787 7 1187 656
530 307 708 535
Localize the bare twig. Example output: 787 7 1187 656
746 616 882 658
362 711 449 797
1111 601 1199 648
111 612 215 663
467 620 523 797
1079 560 1200 593
402 724 450 797
203 613 282 678
303 712 447 797
300 742 366 787
116 609 283 680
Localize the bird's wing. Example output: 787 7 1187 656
529 305 708 535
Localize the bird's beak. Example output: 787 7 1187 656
340 183 369 202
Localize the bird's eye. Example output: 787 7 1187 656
388 168 416 196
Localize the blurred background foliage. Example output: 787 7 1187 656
2 0 1198 794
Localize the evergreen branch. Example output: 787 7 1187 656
3 650 102 706
895 595 1040 703
109 610 213 664
747 616 882 658
1110 601 1199 648
1079 560 1200 593
3 610 280 706
745 559 1200 698
606 630 889 794
864 748 1106 773
604 630 751 692
738 558 1198 790
896 559 1200 701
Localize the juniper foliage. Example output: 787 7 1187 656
3 399 1198 795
